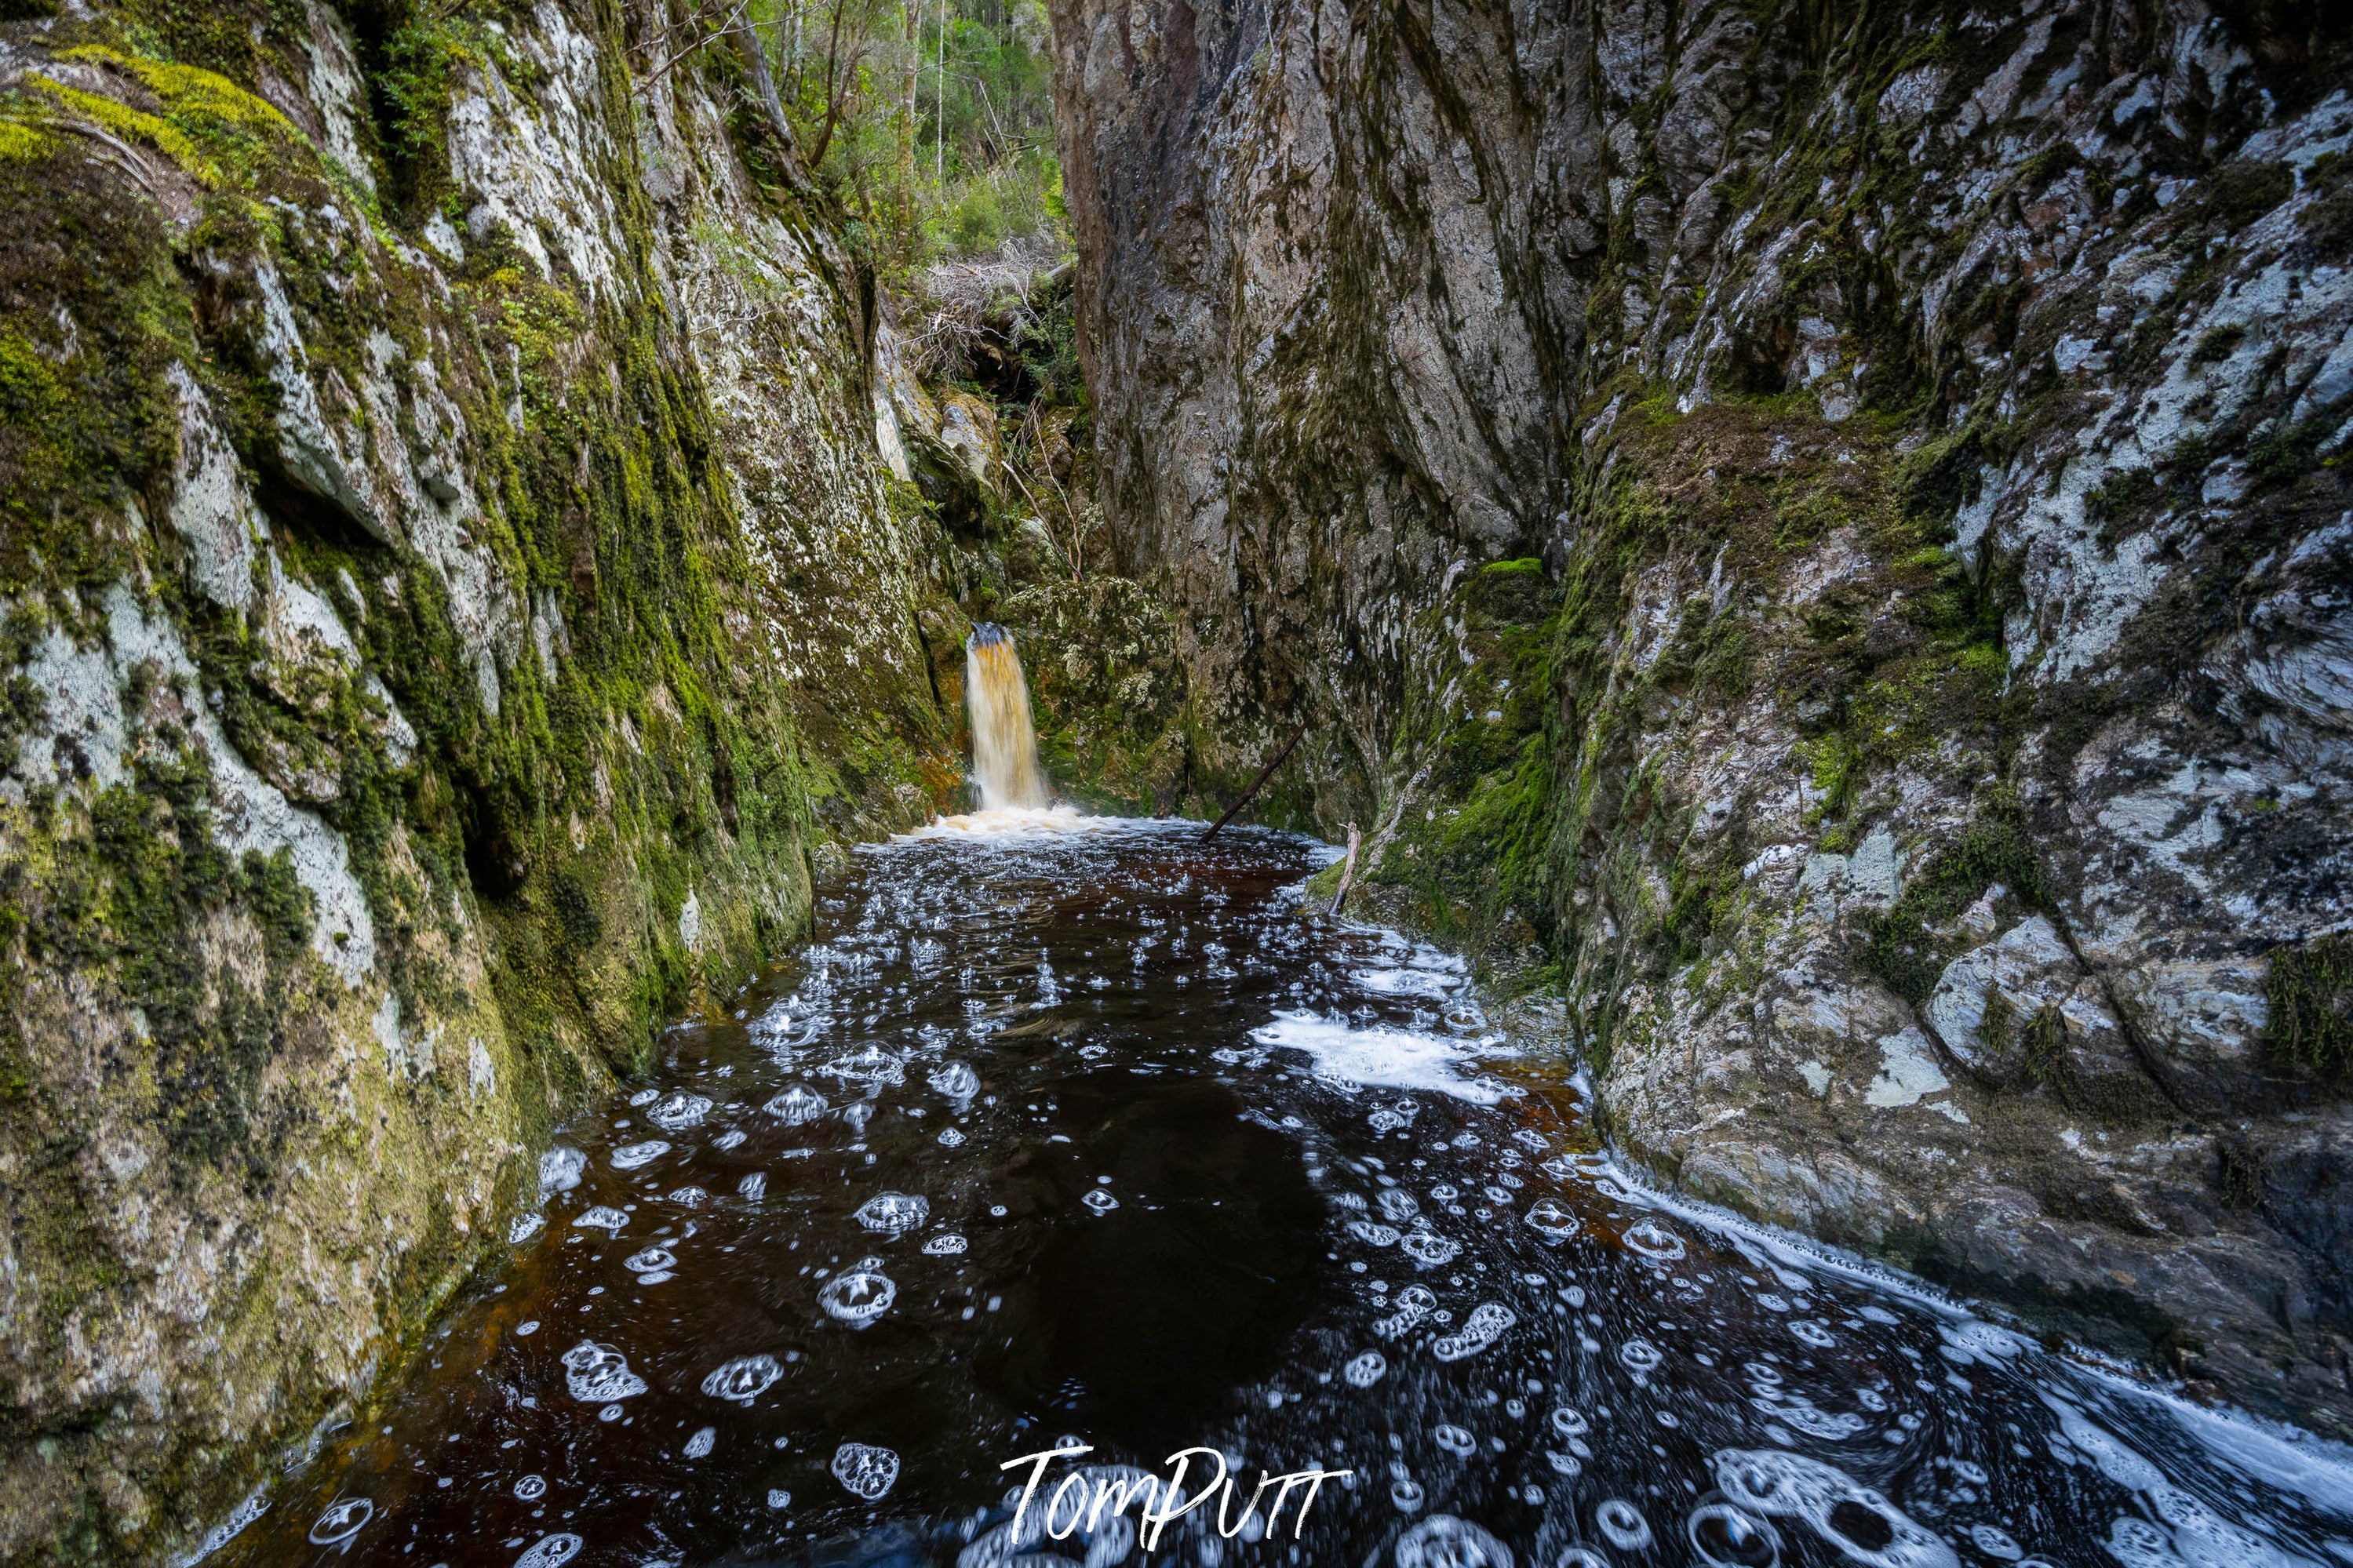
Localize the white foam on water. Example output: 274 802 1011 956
821 1046 907 1086
1525 1200 1579 1240
1550 1408 1590 1439
701 1354 782 1404
929 1061 981 1099
513 1475 546 1501
561 1341 647 1403
938 1126 967 1147
922 1233 968 1255
307 1499 371 1547
832 1442 901 1501
1350 966 1464 1002
611 1141 671 1170
647 1093 712 1131
1712 1450 1958 1568
539 1148 586 1197
573 1207 627 1232
820 1264 897 1325
628 1089 660 1107
668 1187 708 1207
1598 1500 1655 1551
1432 1303 1517 1363
713 1130 746 1151
515 1534 581 1568
1621 1338 1665 1374
1345 1351 1388 1388
766 1086 828 1124
1434 1425 1477 1457
1399 1231 1461 1269
1350 1221 1401 1246
508 1213 545 1244
1375 1286 1437 1341
738 1173 767 1201
1250 1013 1505 1104
1081 1188 1120 1213
901 806 1124 839
623 1246 676 1274
1379 1189 1421 1223
184 1486 268 1564
1394 1516 1511 1568
855 1192 929 1234
683 1428 715 1459
1623 1219 1687 1261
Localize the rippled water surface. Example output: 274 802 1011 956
220 818 2352 1568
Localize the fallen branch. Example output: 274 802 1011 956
1329 822 1360 916
1204 722 1310 839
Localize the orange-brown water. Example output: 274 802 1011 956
207 820 2353 1568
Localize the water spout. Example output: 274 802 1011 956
964 624 1048 811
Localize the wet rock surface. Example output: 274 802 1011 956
1048 0 2353 1428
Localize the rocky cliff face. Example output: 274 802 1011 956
0 1 989 1556
1050 0 2353 1432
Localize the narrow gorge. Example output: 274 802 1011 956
0 0 2348 1563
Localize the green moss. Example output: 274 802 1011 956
2269 933 2353 1076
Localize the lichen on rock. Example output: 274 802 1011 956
1049 0 2353 1432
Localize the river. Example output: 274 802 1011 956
213 815 2353 1568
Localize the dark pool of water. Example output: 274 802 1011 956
213 819 2352 1568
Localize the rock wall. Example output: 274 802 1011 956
0 0 972 1557
1050 0 2353 1430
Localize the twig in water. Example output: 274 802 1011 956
1205 722 1310 839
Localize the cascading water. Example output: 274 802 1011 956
963 624 1049 811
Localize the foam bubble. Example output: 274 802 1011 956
855 1191 930 1234
515 1534 581 1568
712 1130 747 1151
821 1045 907 1086
1621 1338 1665 1374
923 1233 969 1255
701 1354 783 1404
684 1427 715 1458
738 1173 767 1201
1711 1450 1958 1568
1399 1231 1461 1269
513 1475 546 1501
765 1086 829 1124
1391 1478 1426 1513
820 1264 897 1325
539 1148 587 1197
611 1141 671 1170
930 1062 981 1099
1525 1199 1579 1240
1350 1221 1402 1246
1622 1220 1686 1261
508 1213 546 1245
1432 1303 1517 1362
1393 1516 1511 1568
1379 1189 1421 1223
1375 1286 1438 1341
561 1341 647 1403
1690 1503 1782 1568
629 1088 660 1106
307 1499 372 1547
573 1206 628 1232
1082 1188 1120 1214
647 1093 712 1131
832 1442 901 1501
1345 1351 1388 1388
1791 1320 1837 1348
1550 1408 1590 1439
624 1246 676 1279
1598 1500 1654 1552
668 1187 708 1206
1433 1425 1477 1457
939 1126 967 1147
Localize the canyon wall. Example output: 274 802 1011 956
1050 0 2353 1431
0 0 988 1556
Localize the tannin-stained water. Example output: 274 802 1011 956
214 819 2352 1568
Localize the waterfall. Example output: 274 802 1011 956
964 624 1049 811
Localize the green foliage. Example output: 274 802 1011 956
753 0 1069 275
1857 788 2049 1004
2269 932 2353 1075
